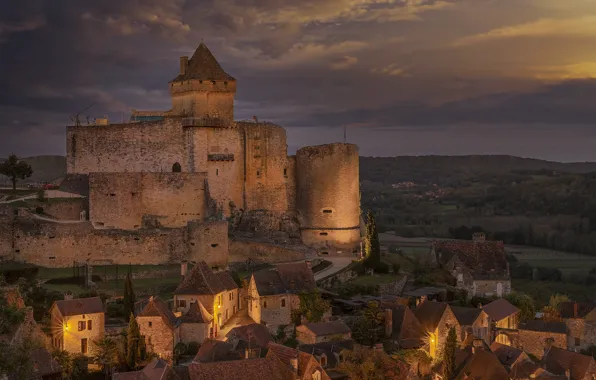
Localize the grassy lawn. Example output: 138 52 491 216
513 279 596 308
510 247 596 277
0 189 37 196
348 274 402 286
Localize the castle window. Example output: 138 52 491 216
284 168 287 177
178 300 186 308
257 169 261 178
216 168 219 176
281 299 286 307
110 193 116 197
172 162 182 172
320 232 328 236
148 321 152 328
211 243 219 248
321 251 329 255
323 209 332 214
49 256 56 260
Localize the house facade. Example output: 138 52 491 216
50 296 104 357
247 262 317 330
413 301 460 360
173 261 239 338
450 305 490 343
296 321 351 344
137 296 180 359
482 298 520 330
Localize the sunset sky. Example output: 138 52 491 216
2 0 596 161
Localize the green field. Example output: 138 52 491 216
513 279 596 308
509 246 596 277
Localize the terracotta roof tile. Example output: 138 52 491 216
455 349 510 380
520 320 567 334
226 323 273 349
253 262 316 296
27 348 62 379
174 261 237 296
180 301 213 324
387 305 426 348
138 297 178 330
194 339 241 363
450 306 483 326
301 321 351 336
54 296 103 317
413 301 448 332
542 346 596 379
482 298 520 322
187 357 287 380
434 239 509 278
490 341 524 367
172 43 235 82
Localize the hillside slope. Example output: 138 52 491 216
0 155 66 186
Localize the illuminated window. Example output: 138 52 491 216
87 320 92 330
312 370 321 380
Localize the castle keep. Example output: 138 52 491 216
12 42 362 267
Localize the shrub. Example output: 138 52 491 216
1 267 39 284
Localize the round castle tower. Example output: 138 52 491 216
296 143 361 254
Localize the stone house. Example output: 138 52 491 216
173 261 239 338
413 301 460 359
50 296 104 357
297 340 353 375
434 235 511 298
193 339 242 363
266 342 331 380
247 262 317 330
542 346 596 380
450 305 491 343
185 356 289 380
178 301 213 345
495 320 568 359
433 339 509 380
384 305 426 349
482 298 520 330
137 296 180 359
559 301 596 352
296 321 351 344
225 323 273 356
490 342 549 379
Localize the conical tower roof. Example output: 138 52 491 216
172 42 235 82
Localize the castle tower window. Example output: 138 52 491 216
211 244 219 248
323 209 333 214
320 232 328 236
283 168 287 177
216 168 219 176
281 299 286 307
172 162 182 172
256 169 261 178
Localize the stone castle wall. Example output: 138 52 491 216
229 239 312 264
296 143 361 252
89 172 207 230
0 217 228 268
169 79 236 122
66 119 186 174
33 199 86 221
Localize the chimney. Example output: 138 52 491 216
181 261 188 279
180 56 188 75
574 302 579 318
290 357 298 373
384 309 393 337
64 291 73 301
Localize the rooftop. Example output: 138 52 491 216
53 296 103 317
434 239 509 277
174 261 238 297
299 321 352 336
138 296 178 330
482 298 520 321
252 262 316 296
520 320 567 334
172 42 235 82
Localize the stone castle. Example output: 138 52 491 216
0 42 361 268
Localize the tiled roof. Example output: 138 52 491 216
137 296 178 330
113 358 174 380
542 346 596 379
266 343 330 380
174 261 238 295
225 323 273 349
193 339 241 363
253 262 316 296
298 340 354 368
27 348 62 379
387 305 426 348
482 298 519 322
187 357 287 380
301 321 351 336
455 349 510 380
520 320 567 334
490 341 524 367
180 301 213 324
413 301 448 332
450 306 483 326
558 301 596 319
434 239 509 277
54 296 103 317
172 43 235 82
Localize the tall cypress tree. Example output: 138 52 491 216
126 314 144 370
123 268 135 322
443 327 457 380
364 210 381 268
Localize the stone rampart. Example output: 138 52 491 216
33 199 86 221
229 239 311 264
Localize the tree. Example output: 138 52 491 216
296 289 330 323
52 350 87 380
363 210 381 268
0 154 33 191
352 301 385 346
123 267 135 322
93 337 119 378
126 314 145 370
338 345 408 380
505 292 536 322
0 288 34 380
443 327 457 380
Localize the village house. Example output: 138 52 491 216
384 304 426 349
482 297 520 330
225 323 273 356
559 301 596 352
137 296 180 359
450 305 490 343
178 301 213 345
297 340 353 375
186 356 289 380
495 320 569 359
490 342 541 379
112 358 176 380
434 233 512 298
50 295 104 357
173 261 239 338
413 301 460 359
296 321 351 344
542 345 596 380
193 338 242 363
266 342 331 380
247 262 318 329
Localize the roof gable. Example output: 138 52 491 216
450 306 485 326
180 301 213 324
174 261 238 296
482 298 519 321
253 263 316 296
54 297 103 317
413 301 449 331
138 296 178 329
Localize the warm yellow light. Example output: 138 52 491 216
430 338 434 343
218 305 221 309
64 324 68 331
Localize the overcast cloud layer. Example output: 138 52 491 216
1 0 596 161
